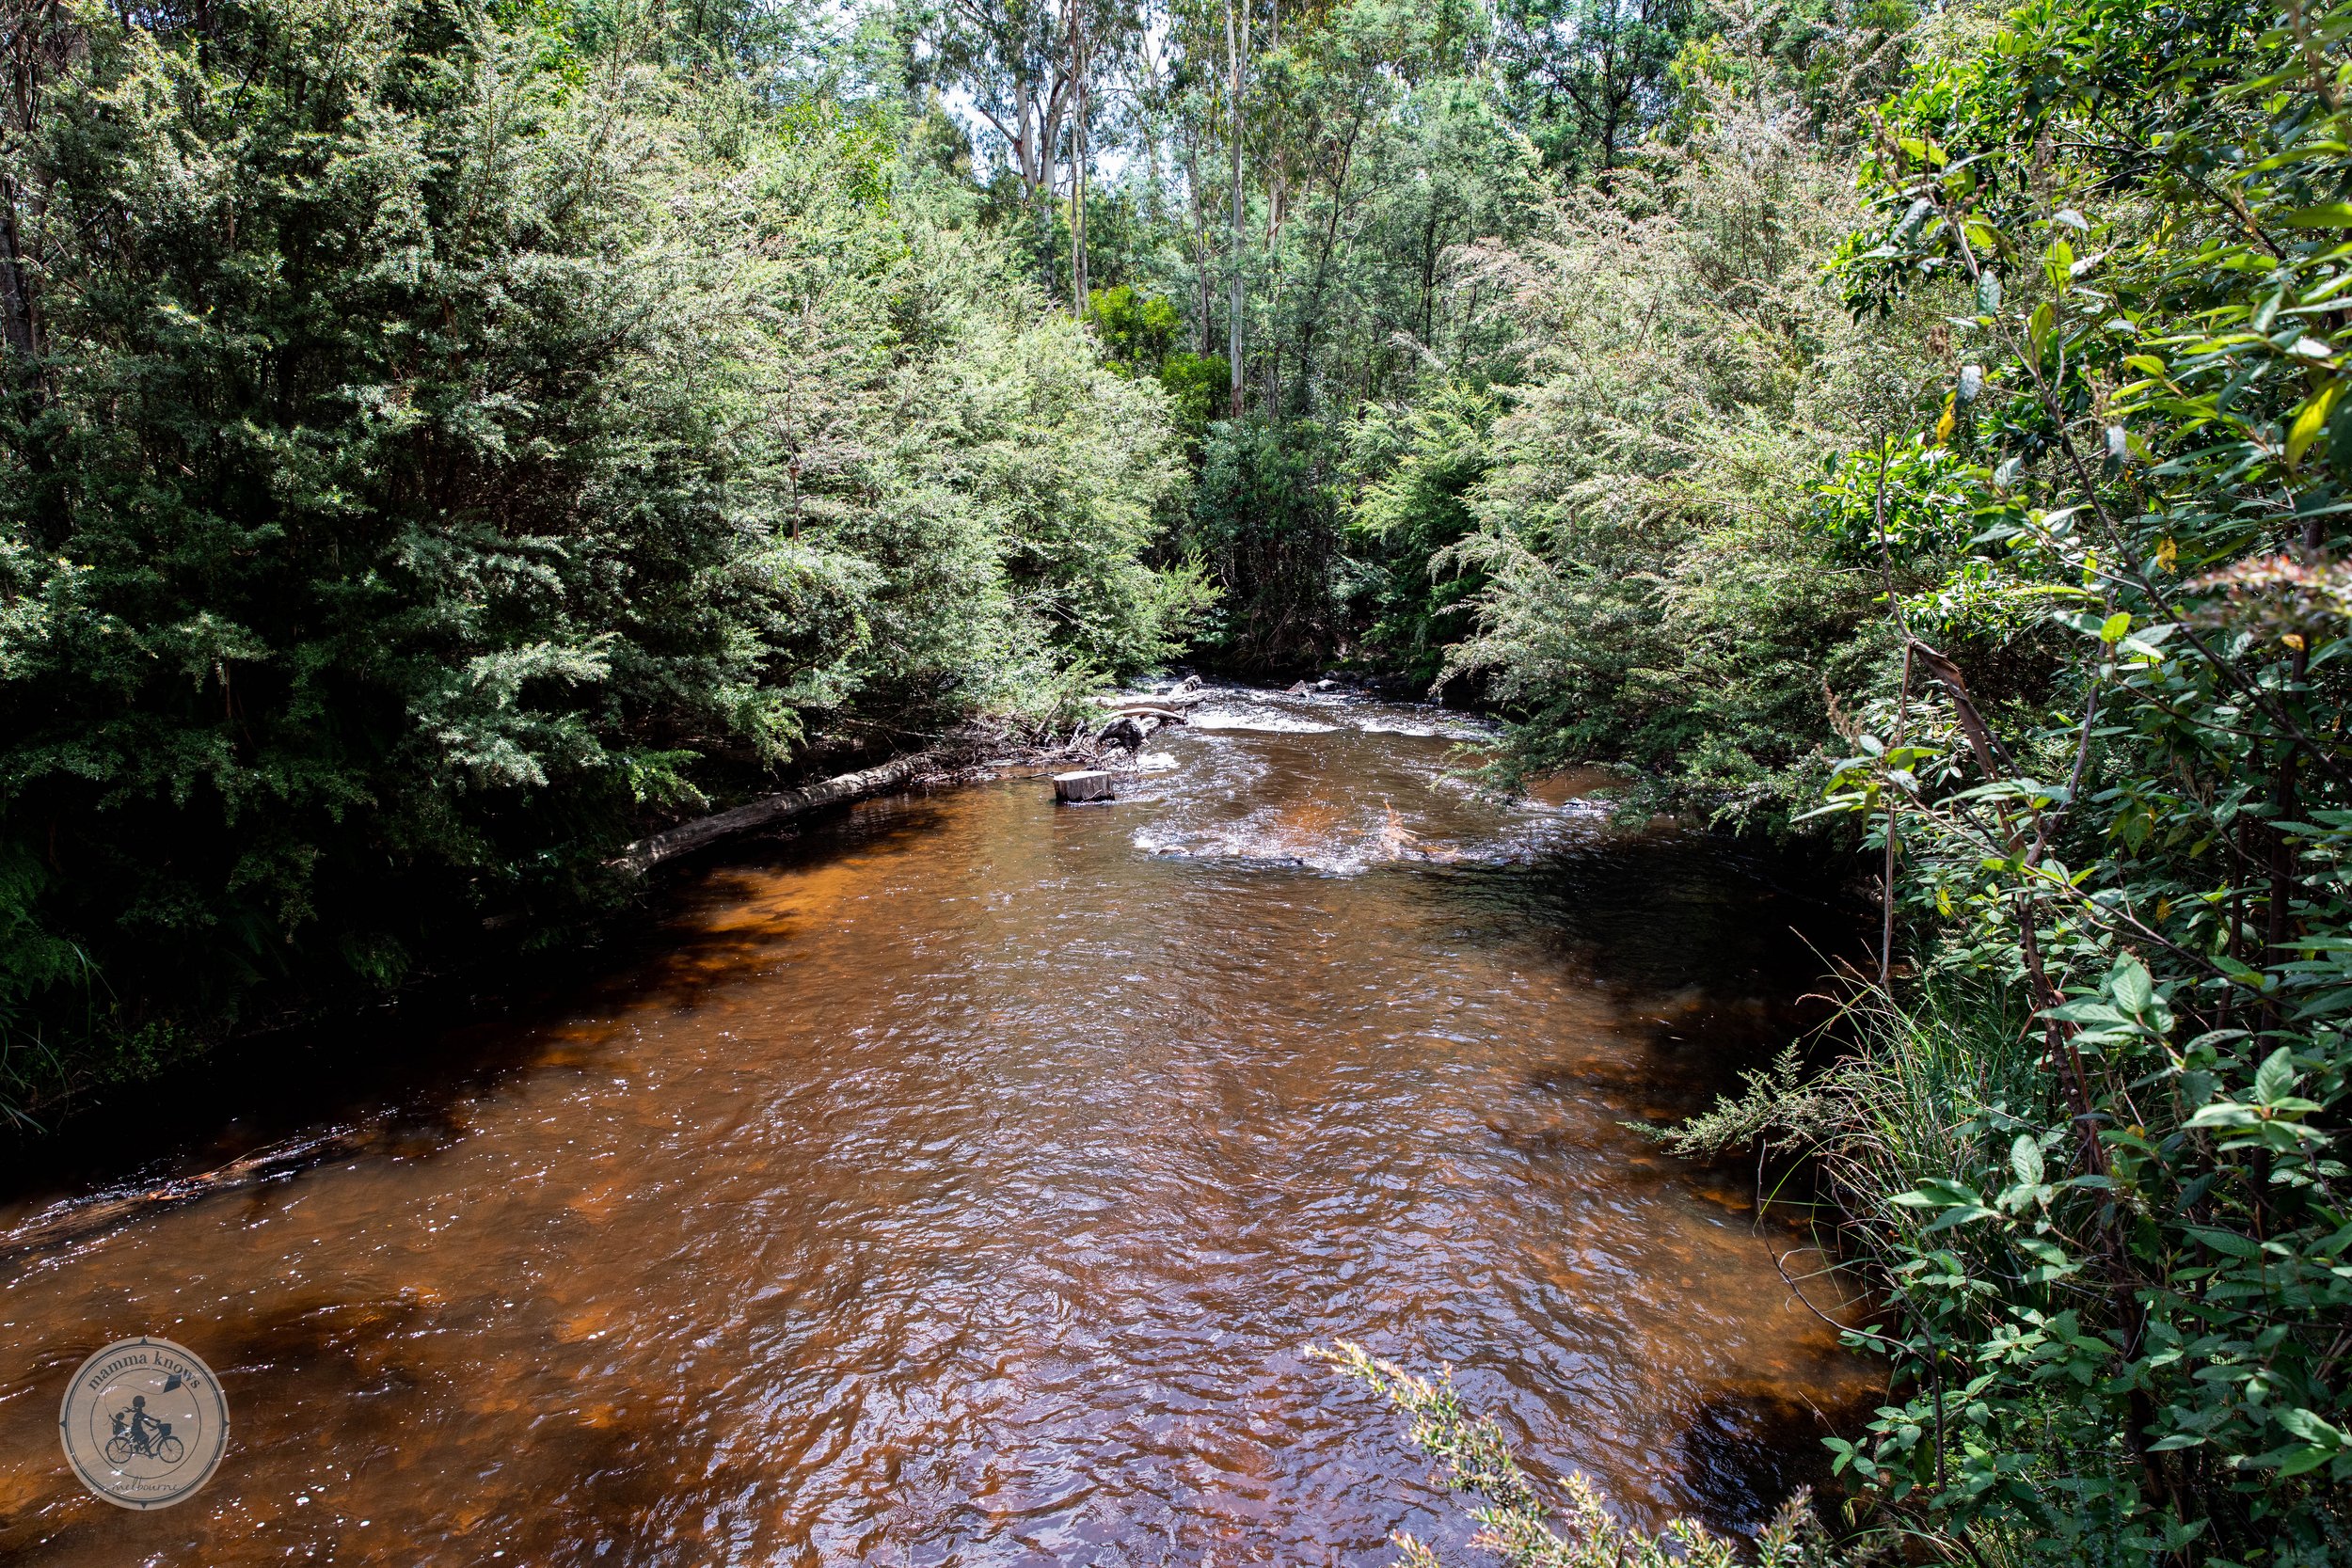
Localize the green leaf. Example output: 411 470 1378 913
2281 203 2352 227
2255 1047 2297 1105
2015 1234 2070 1266
2277 1445 2339 1478
2277 1407 2347 1449
2112 958 2154 1014
2290 383 2343 466
2010 1133 2043 1186
2185 1227 2264 1258
2044 239 2075 293
2045 999 2129 1023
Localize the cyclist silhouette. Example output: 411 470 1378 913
104 1395 181 1465
114 1396 158 1448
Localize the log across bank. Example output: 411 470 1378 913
608 755 932 876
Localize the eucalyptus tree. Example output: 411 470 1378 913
1494 0 1704 177
914 0 1148 302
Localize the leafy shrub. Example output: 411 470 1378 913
0 0 1196 1111
1315 1340 1836 1568
1340 381 1496 687
1681 0 2352 1558
1181 414 1343 668
1438 83 1947 816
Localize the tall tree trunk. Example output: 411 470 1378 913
1071 7 1088 318
1225 0 1248 419
0 0 62 385
0 177 38 371
1184 135 1213 354
1015 85 1036 195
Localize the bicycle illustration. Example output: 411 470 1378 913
103 1395 183 1465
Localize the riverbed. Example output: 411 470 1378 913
0 684 1872 1566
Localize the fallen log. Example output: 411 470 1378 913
609 754 926 875
1100 706 1191 725
0 1128 369 1266
1103 689 1208 712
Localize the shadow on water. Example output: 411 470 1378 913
1679 1384 1880 1536
1412 832 1867 1112
0 797 964 1213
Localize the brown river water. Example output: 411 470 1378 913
0 683 1874 1567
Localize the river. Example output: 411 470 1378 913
0 682 1873 1566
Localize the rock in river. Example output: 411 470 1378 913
1096 713 1152 751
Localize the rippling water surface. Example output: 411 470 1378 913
0 684 1872 1566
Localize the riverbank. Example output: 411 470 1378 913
0 683 1227 1138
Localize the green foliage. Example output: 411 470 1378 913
1314 1340 1836 1568
1088 285 1229 439
1157 351 1232 434
1495 0 1706 176
1088 283 1184 372
1665 0 1938 148
0 0 1195 1113
1340 382 1496 685
1736 0 2352 1558
1440 75 1945 816
1181 414 1343 666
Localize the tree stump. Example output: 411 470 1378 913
1054 769 1116 803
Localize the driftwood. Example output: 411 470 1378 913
1103 706 1191 725
609 754 926 876
0 1128 368 1267
1103 689 1208 713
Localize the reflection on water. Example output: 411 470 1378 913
0 684 1873 1567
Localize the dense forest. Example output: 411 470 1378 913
5 0 2352 1561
